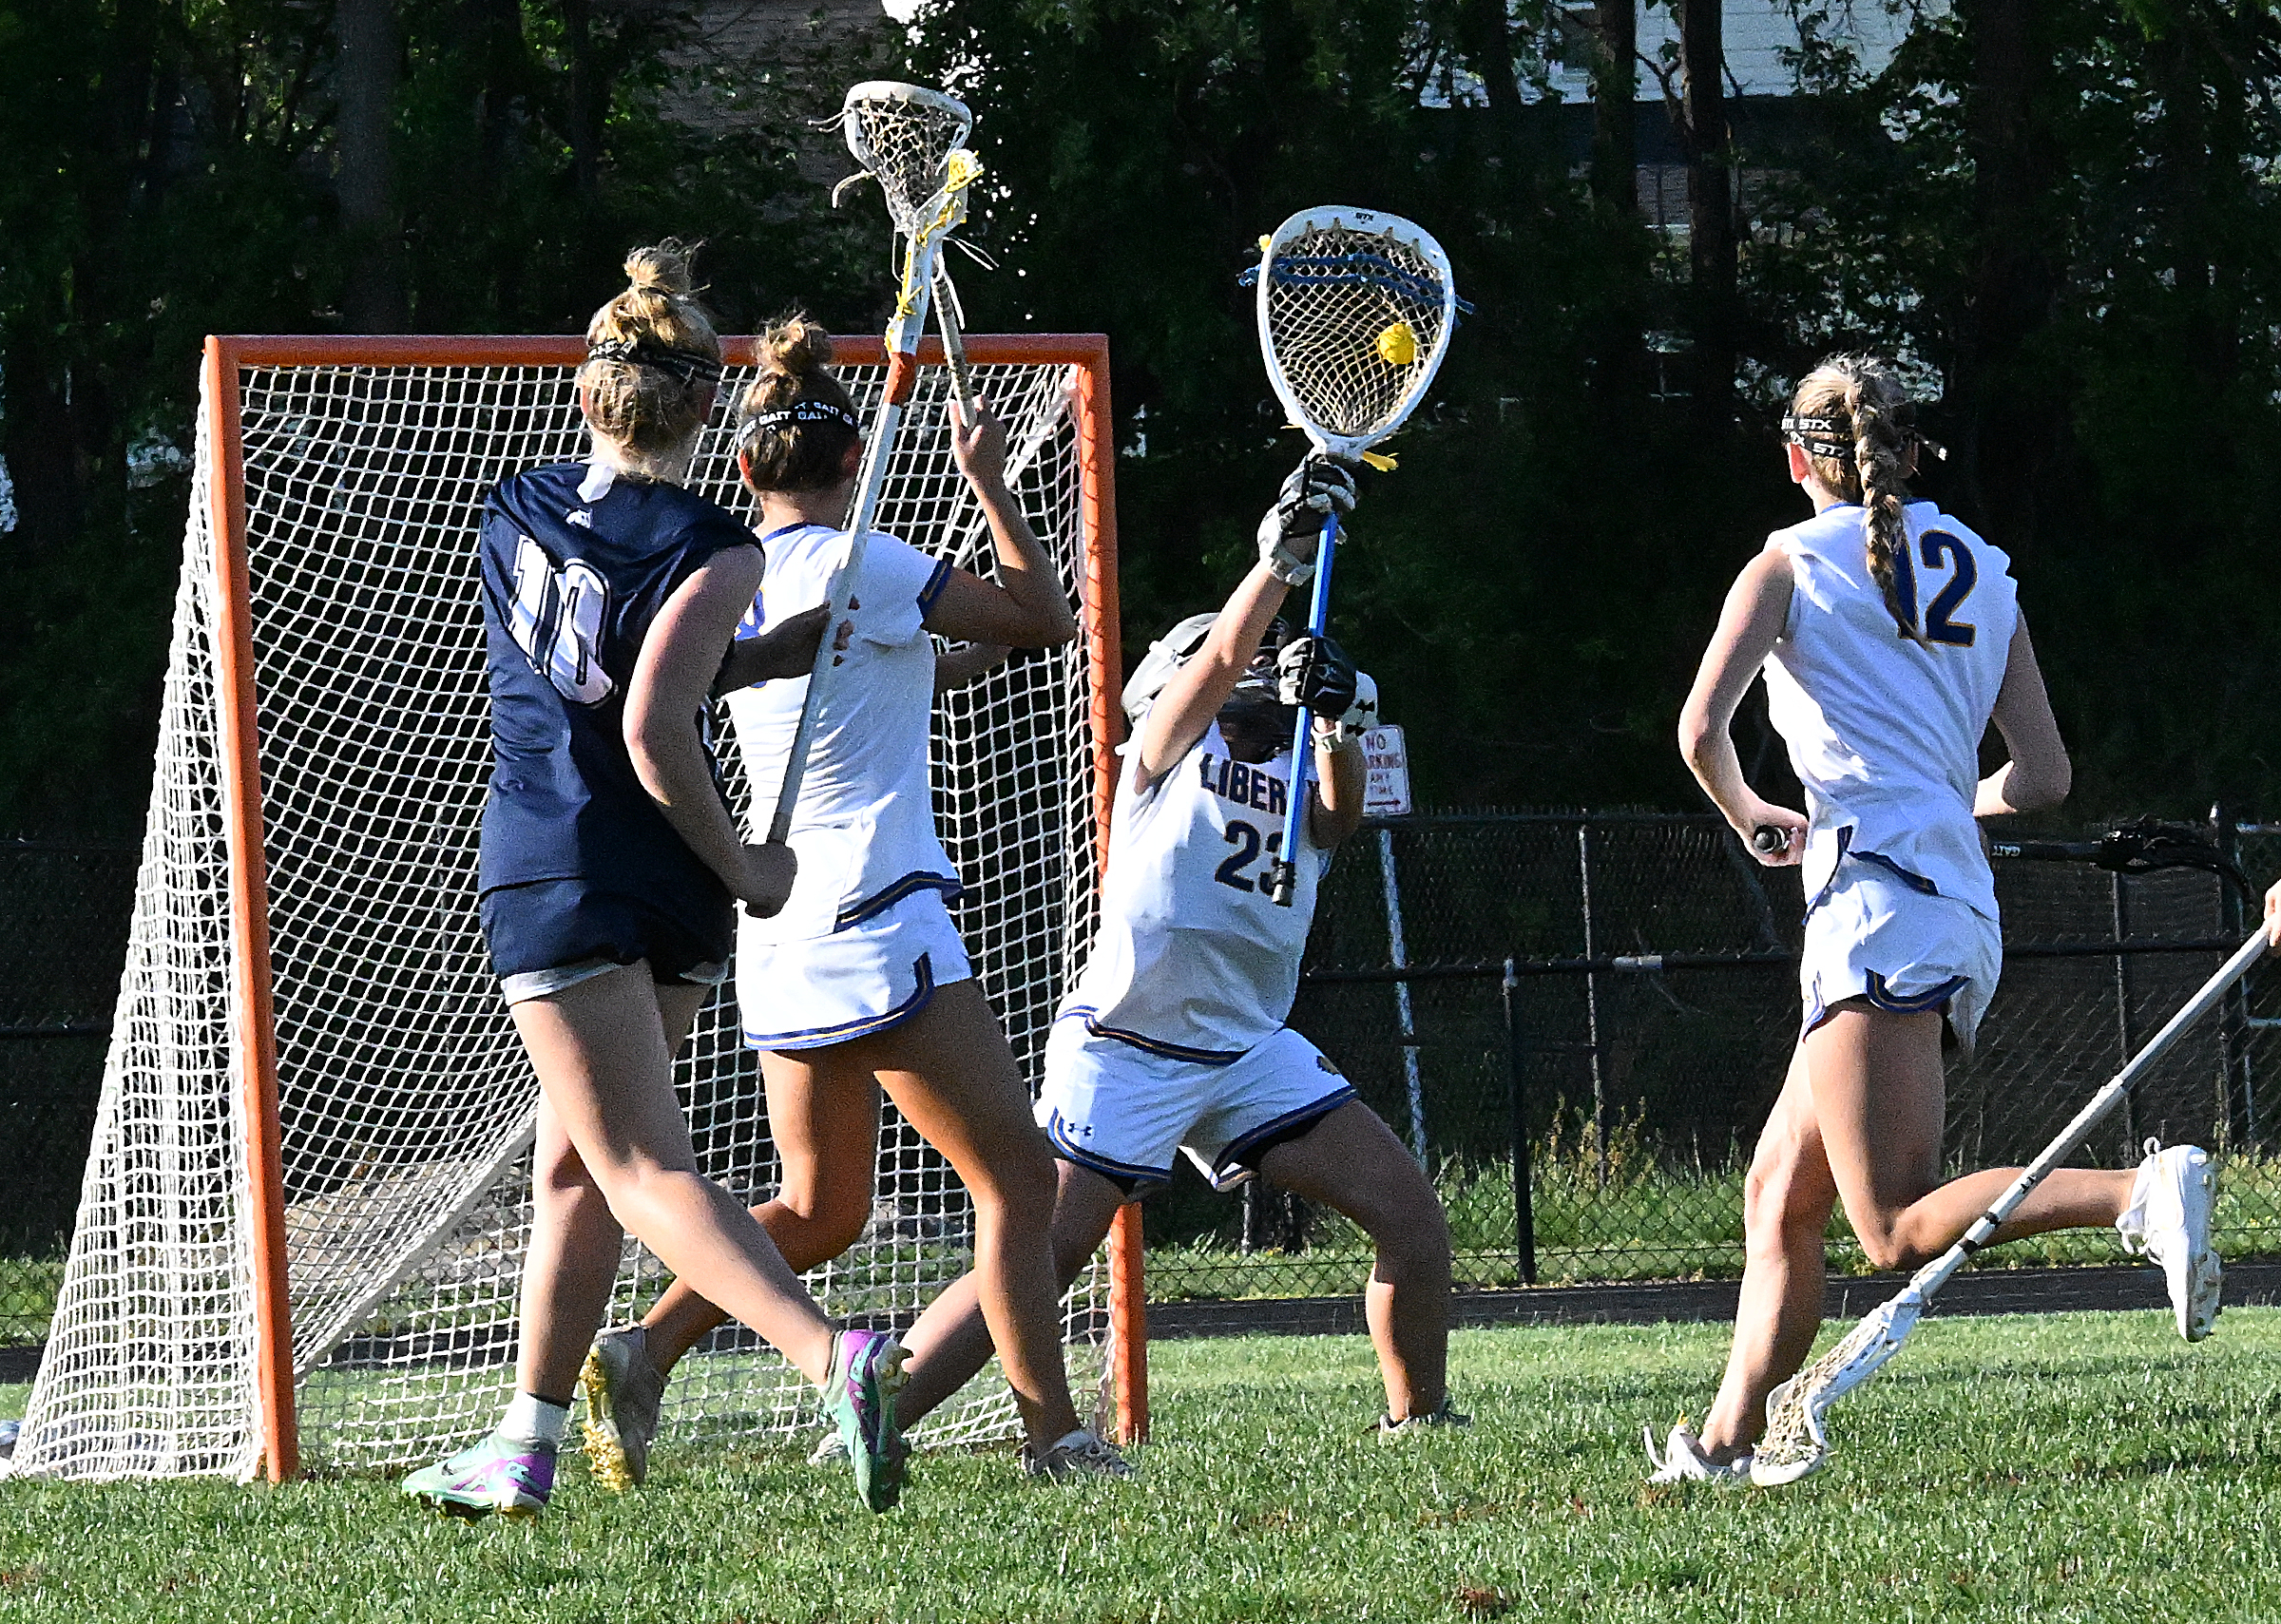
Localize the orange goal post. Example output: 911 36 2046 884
13 332 1146 1482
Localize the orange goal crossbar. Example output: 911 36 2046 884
200 332 1138 1477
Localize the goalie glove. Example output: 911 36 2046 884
1275 633 1357 718
1330 670 1378 744
1256 454 1359 586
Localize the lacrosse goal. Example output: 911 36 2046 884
16 333 1145 1481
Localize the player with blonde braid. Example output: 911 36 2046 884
1651 353 2221 1482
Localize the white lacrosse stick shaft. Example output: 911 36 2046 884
1754 927 2269 1483
767 86 972 847
763 245 949 847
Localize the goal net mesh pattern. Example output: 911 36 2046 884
17 343 1113 1480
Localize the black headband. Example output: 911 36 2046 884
736 398 862 448
585 335 724 388
1780 412 1946 464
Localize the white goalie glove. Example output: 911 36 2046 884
1331 670 1379 745
1256 454 1359 586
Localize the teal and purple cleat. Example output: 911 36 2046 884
822 1328 910 1513
402 1433 555 1519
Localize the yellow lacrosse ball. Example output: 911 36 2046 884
1376 320 1419 367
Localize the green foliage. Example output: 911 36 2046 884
10 1 2281 831
0 0 892 833
9 1315 2281 1618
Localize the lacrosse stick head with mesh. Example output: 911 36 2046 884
1749 1288 1926 1487
1256 206 1457 462
840 81 978 245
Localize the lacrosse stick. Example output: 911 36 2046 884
1254 206 1458 906
1988 815 2252 901
1751 927 2269 1487
766 81 983 844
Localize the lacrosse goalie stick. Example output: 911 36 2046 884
1750 927 2269 1487
1254 206 1458 906
1988 815 2252 902
766 81 983 844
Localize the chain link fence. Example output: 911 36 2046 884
1140 812 2281 1302
0 839 139 1364
14 818 2281 1348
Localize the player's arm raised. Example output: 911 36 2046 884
920 396 1078 649
1974 616 2071 816
1131 456 1356 794
626 545 795 915
1678 545 1807 865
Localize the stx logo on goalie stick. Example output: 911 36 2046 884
507 534 614 704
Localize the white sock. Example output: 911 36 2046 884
2118 1155 2156 1244
498 1392 569 1450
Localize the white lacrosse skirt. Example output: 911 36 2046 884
737 884 972 1052
1036 1018 1357 1193
1801 862 2001 1059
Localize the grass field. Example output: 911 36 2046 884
5 1309 2281 1621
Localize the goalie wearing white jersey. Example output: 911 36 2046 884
872 456 1463 1442
1651 354 2221 1483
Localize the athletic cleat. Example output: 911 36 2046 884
808 1428 849 1465
1376 1398 1472 1442
580 1324 664 1492
822 1328 910 1513
2118 1139 2222 1341
402 1433 555 1519
1643 1423 1751 1484
1020 1427 1135 1481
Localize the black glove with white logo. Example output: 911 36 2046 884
1275 634 1359 718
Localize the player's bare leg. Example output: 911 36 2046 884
1807 1005 2134 1271
1696 1006 2137 1466
512 965 836 1383
637 1049 884 1373
1258 1101 1452 1423
519 981 711 1404
894 1160 1125 1425
1696 1044 1838 1464
857 982 1084 1449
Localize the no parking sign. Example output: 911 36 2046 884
1361 725 1410 817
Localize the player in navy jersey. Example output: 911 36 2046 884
403 245 909 1520
811 456 1461 1450
574 317 1131 1490
1651 354 2219 1483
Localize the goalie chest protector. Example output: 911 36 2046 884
1761 499 2019 925
1064 724 1330 1059
476 460 755 904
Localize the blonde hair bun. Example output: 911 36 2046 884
623 240 698 299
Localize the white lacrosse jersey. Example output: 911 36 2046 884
1761 500 2020 925
1062 724 1331 1060
723 522 959 944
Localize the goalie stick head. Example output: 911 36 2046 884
1256 206 1457 462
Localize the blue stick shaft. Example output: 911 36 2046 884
1273 511 1340 906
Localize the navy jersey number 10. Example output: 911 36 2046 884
506 535 616 703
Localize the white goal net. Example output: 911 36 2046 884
15 335 1122 1481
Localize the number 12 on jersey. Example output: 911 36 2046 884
1891 529 1977 648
